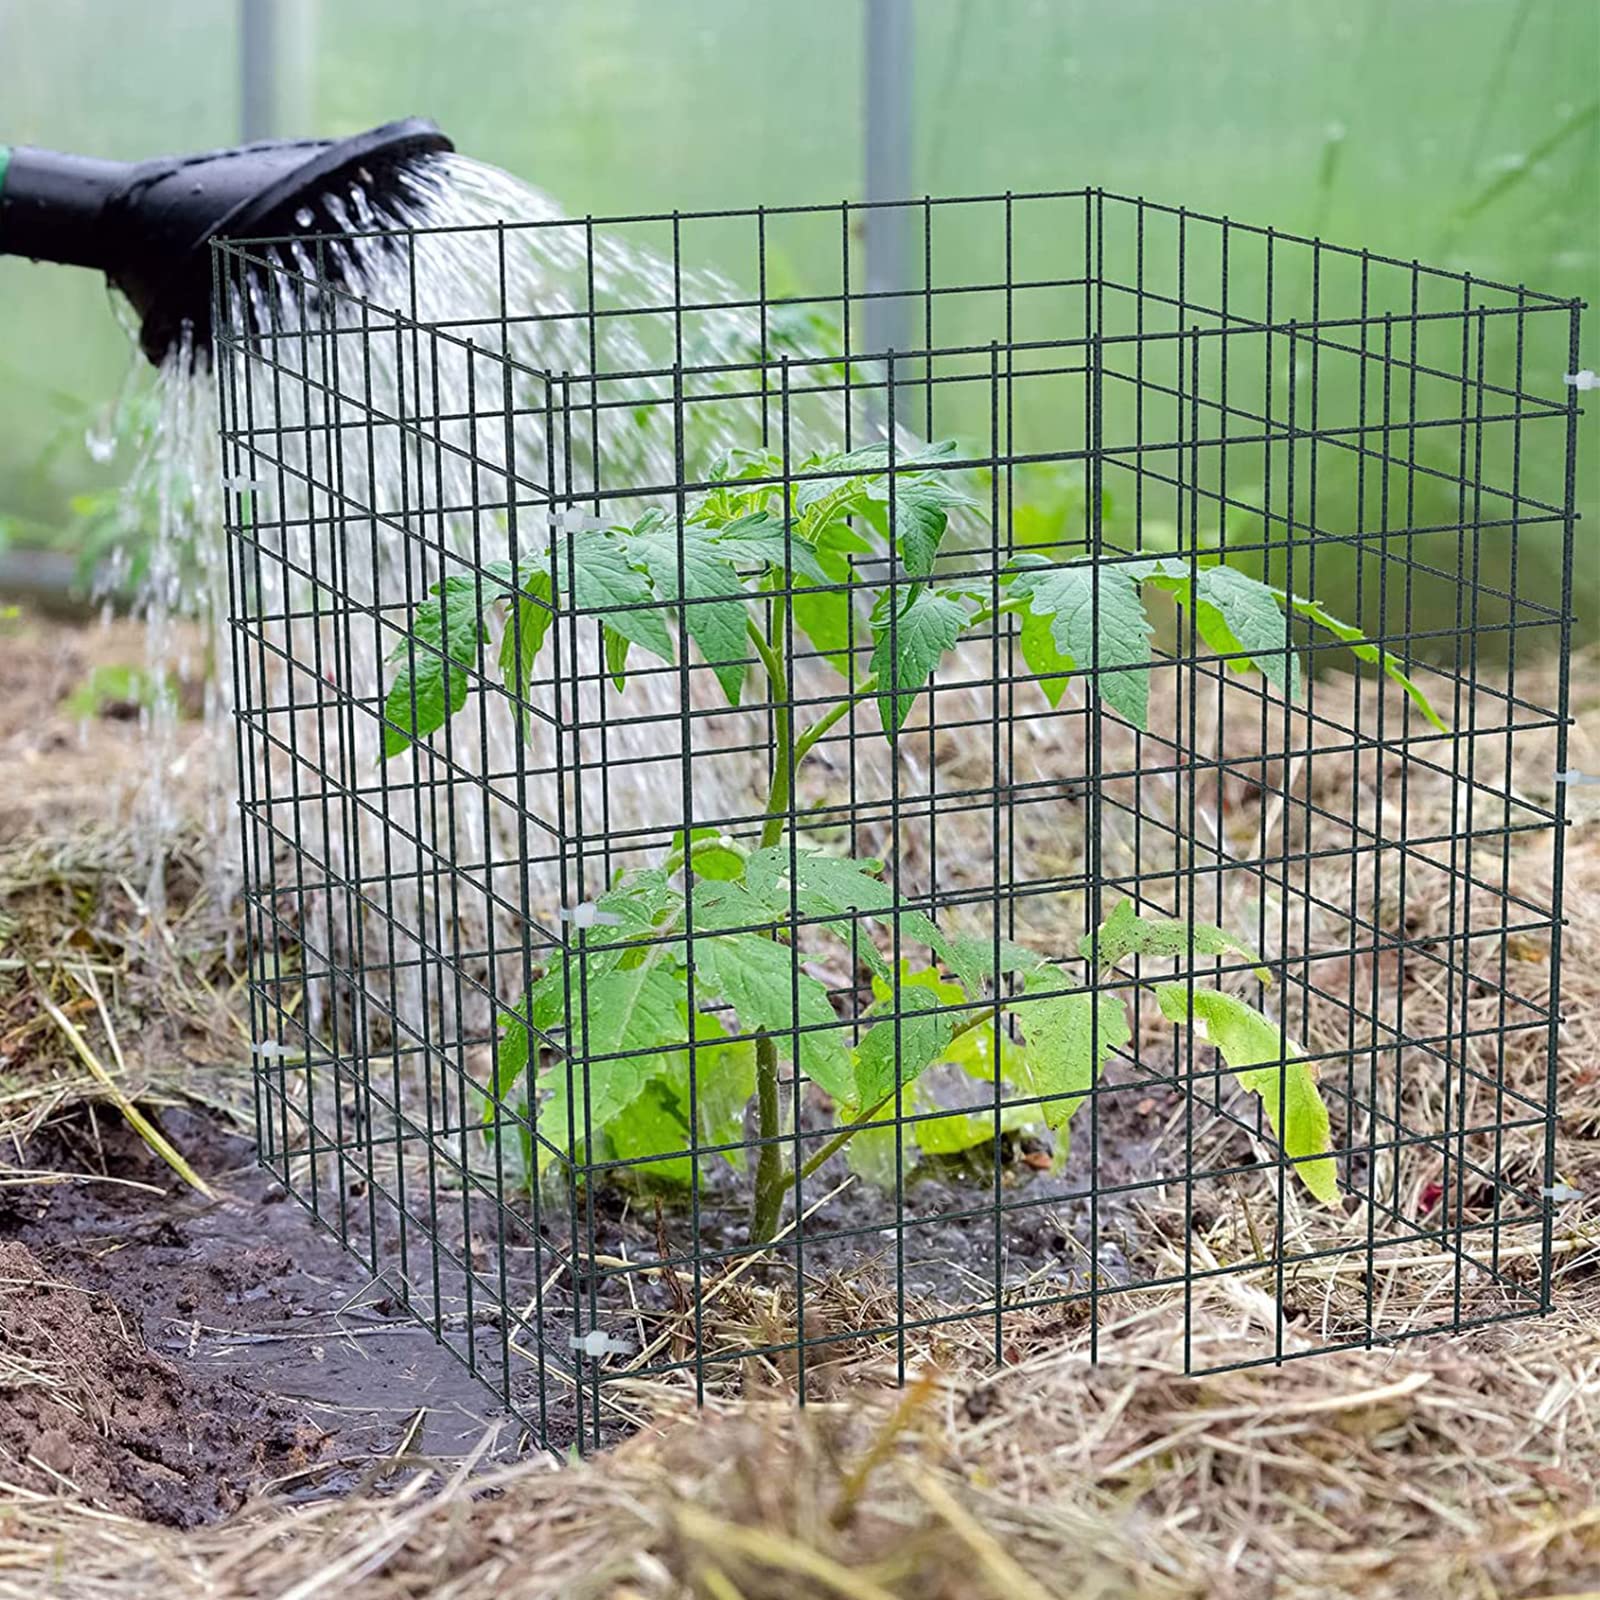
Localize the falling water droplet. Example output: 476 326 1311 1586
295 205 316 228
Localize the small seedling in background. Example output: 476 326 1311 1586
382 441 1444 1239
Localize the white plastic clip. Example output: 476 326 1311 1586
570 1329 633 1358
1543 1183 1583 1204
251 1040 297 1059
551 510 613 533
560 901 623 929
1555 771 1600 787
1564 370 1599 391
225 475 270 492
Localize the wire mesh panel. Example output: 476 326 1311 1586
217 190 1581 1452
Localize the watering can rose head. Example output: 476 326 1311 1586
0 118 451 365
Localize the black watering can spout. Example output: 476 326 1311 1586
0 118 452 366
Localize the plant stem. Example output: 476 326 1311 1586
747 609 799 1240
750 1031 786 1240
793 1004 999 1185
748 619 794 851
792 671 877 768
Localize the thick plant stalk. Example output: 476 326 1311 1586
750 1031 786 1240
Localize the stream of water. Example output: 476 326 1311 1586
107 151 1048 1051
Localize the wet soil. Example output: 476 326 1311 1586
1 1108 514 1525
0 1072 1222 1525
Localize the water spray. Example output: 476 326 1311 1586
0 118 451 364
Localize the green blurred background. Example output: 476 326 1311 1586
0 0 1594 628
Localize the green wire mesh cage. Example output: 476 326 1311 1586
217 188 1581 1452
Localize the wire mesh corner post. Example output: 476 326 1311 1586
218 189 1581 1453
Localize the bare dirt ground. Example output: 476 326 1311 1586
4 606 1600 1599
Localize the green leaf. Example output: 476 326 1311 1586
791 583 862 680
1009 562 1152 730
942 1012 1026 1084
605 1081 695 1185
771 529 865 682
564 528 675 667
853 986 956 1109
603 624 632 692
912 1095 1034 1156
625 520 752 704
382 571 493 758
498 874 681 1092
1080 899 1271 984
496 569 555 699
795 438 952 520
691 931 854 1103
670 1003 758 1166
1194 564 1301 699
1154 984 1340 1205
845 1084 1033 1180
614 1009 758 1185
1131 559 1301 700
1012 973 1130 1130
1018 607 1072 708
595 868 682 939
1277 591 1449 733
687 841 747 882
531 963 688 1161
870 586 969 740
885 476 973 578
885 921 1043 1001
846 962 1034 1182
706 511 832 585
743 846 893 918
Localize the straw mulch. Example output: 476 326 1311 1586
4 615 1600 1600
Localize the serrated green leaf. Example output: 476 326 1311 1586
595 868 682 939
870 585 969 740
794 439 953 520
1154 983 1340 1204
1081 898 1271 984
563 528 675 666
886 475 974 578
1009 562 1152 730
853 985 956 1108
942 932 1047 997
625 520 751 704
691 931 854 1103
706 511 832 585
497 569 555 700
1018 606 1072 708
1277 591 1449 733
743 846 893 917
382 570 494 758
1194 564 1301 699
1012 974 1130 1130
530 963 688 1162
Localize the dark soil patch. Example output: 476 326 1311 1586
1 1072 1219 1505
0 1239 325 1524
1 1107 512 1525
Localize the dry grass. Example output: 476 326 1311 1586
4 616 1600 1599
8 1297 1600 1599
